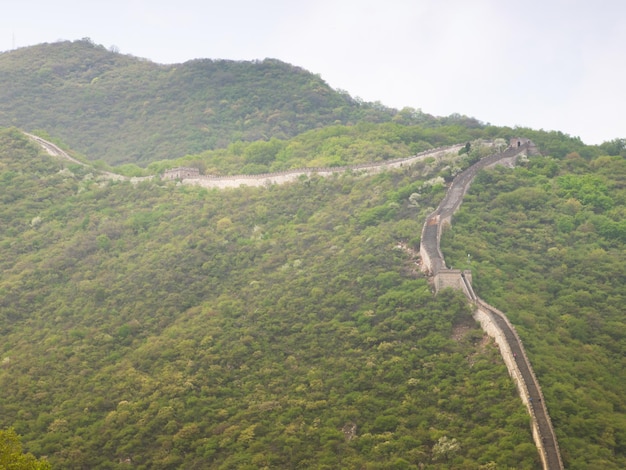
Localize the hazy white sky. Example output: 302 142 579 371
1 0 624 144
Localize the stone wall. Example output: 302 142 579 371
474 300 563 470
419 142 532 278
418 140 564 469
419 216 445 276
171 144 465 189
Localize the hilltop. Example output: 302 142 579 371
0 39 477 166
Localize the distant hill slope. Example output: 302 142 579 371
0 39 458 165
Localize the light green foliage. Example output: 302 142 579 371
556 173 613 211
432 436 460 462
165 122 491 176
0 428 51 469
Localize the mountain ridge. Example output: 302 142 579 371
0 39 469 166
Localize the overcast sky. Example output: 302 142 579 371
1 0 624 144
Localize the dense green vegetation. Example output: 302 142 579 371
442 151 626 469
1 38 625 469
0 39 477 166
3 38 612 174
0 128 542 468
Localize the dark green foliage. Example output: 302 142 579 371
556 174 613 211
0 128 539 468
599 138 626 157
442 152 626 469
0 40 446 166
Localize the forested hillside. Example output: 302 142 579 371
442 151 626 469
1 124 624 469
0 127 543 468
0 39 469 166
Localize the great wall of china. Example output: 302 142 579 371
164 144 465 188
28 132 563 468
27 131 463 187
419 140 564 470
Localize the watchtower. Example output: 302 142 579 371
162 167 200 180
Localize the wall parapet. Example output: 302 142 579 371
475 299 563 470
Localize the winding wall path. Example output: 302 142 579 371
25 133 129 181
26 131 462 187
419 142 564 470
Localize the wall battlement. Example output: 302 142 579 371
434 269 474 299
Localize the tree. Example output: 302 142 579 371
0 428 51 469
432 435 460 462
599 138 625 156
